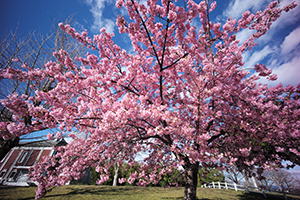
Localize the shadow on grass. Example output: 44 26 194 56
236 192 286 200
17 186 142 200
161 198 222 200
48 186 140 199
161 191 288 200
194 188 289 200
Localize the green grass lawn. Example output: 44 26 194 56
0 185 298 200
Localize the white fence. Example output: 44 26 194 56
201 182 245 191
201 182 292 200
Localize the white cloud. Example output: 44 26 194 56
222 0 300 21
84 0 116 33
139 0 148 6
73 21 85 31
221 0 300 45
222 0 268 19
270 55 300 86
64 137 73 144
236 28 255 44
134 151 149 162
253 0 300 44
64 131 89 143
258 53 300 86
281 26 300 55
243 45 274 70
254 25 300 87
272 0 300 29
120 7 128 16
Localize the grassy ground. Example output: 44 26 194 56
0 185 299 200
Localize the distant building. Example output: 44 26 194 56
0 139 67 186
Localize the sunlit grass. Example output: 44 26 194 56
0 185 298 200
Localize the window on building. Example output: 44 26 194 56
18 152 28 164
0 170 6 178
8 170 17 181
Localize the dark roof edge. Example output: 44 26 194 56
18 138 68 147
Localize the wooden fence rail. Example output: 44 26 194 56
201 182 294 200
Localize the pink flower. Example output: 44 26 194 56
267 74 278 81
118 178 126 184
47 133 54 140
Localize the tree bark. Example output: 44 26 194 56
0 136 19 161
112 162 119 186
184 162 199 200
241 170 252 187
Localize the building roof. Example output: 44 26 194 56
17 138 68 147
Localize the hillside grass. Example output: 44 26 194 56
0 185 299 200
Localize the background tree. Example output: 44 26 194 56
112 162 120 186
292 175 300 194
258 169 297 192
90 162 183 187
0 17 87 160
224 129 300 187
224 165 244 185
198 167 224 186
0 1 299 200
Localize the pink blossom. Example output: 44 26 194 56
47 133 54 140
118 178 127 184
267 74 278 81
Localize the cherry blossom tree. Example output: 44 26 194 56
0 0 299 199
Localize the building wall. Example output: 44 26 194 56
15 149 31 166
26 149 41 166
0 147 53 186
0 149 21 181
37 149 52 163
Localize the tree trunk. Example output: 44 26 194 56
112 163 119 186
241 170 252 187
184 162 199 200
0 136 19 160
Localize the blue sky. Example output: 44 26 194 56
1 0 300 172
